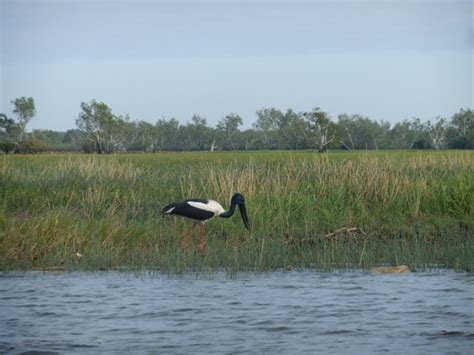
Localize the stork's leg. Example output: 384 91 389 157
198 224 206 256
183 223 196 254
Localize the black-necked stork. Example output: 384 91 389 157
162 193 251 255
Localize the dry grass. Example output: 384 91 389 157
1 150 473 272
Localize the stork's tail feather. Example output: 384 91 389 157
162 202 179 215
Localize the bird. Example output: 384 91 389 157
162 193 251 255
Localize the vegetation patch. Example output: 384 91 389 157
1 151 473 272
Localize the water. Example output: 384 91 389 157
0 270 473 354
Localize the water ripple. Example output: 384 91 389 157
0 270 472 354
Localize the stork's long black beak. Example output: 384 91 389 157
238 202 251 231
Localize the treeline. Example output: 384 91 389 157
1 98 473 153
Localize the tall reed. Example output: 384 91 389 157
1 151 472 272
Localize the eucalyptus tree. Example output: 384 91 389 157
253 107 282 149
303 107 337 152
405 117 431 149
63 129 86 151
216 113 243 150
76 100 115 153
155 118 180 150
0 113 20 153
185 115 212 150
337 114 387 150
240 129 260 150
10 97 36 145
30 130 67 149
449 108 473 148
277 109 309 150
388 120 417 149
427 117 448 150
129 121 160 152
106 115 132 152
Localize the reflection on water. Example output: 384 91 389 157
1 270 473 354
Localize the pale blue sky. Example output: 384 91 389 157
1 0 473 131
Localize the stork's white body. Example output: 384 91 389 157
162 193 250 256
185 200 225 218
162 199 225 223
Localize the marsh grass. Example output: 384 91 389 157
1 151 473 272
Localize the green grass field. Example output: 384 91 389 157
1 150 473 272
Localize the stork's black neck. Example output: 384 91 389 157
219 201 237 218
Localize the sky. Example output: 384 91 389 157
1 0 473 131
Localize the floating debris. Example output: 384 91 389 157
31 266 67 272
371 265 410 274
325 227 366 238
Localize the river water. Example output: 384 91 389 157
1 270 473 354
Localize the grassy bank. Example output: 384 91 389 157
1 150 473 272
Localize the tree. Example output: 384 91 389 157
337 114 357 149
402 117 431 149
104 115 132 152
337 114 388 150
30 130 66 150
240 128 260 150
63 129 87 151
276 109 309 150
216 114 243 150
427 116 447 150
155 118 180 150
0 113 20 153
253 108 282 149
128 121 160 152
185 115 211 150
303 107 336 152
11 97 36 143
76 100 115 153
448 108 474 149
388 120 416 149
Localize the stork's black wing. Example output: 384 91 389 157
162 199 214 221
